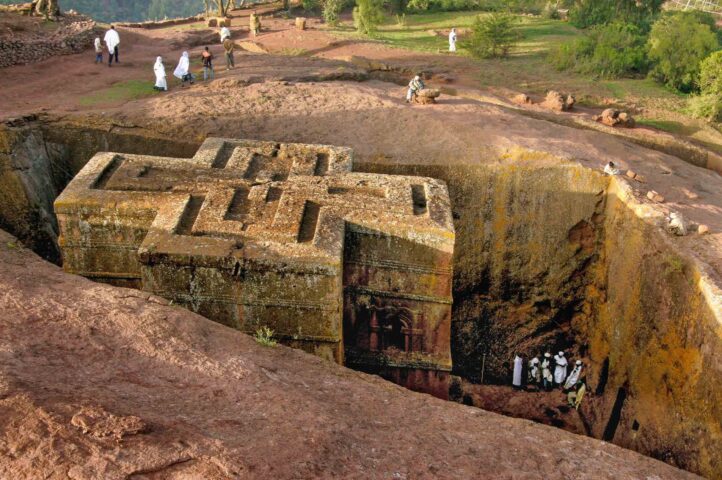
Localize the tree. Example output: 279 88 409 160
647 12 719 92
569 0 663 29
353 0 385 35
203 0 233 16
322 0 343 25
688 51 722 122
467 12 519 59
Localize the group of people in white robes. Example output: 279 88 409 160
512 351 585 394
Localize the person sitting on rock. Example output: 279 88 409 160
173 51 194 87
406 74 425 103
604 161 621 176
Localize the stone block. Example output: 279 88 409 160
295 17 306 30
55 138 455 397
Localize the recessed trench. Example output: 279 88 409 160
1 121 720 479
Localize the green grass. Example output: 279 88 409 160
79 79 158 106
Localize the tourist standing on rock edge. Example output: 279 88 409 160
94 37 103 64
541 352 553 391
174 52 194 87
512 354 523 390
223 37 235 70
553 351 568 387
202 47 214 81
153 57 167 92
449 28 457 53
104 26 120 67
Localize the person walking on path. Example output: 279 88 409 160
223 37 235 70
202 47 214 81
449 28 457 52
94 37 103 64
104 26 120 67
153 56 168 91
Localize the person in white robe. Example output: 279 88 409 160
104 26 120 67
512 355 523 389
174 51 194 86
553 351 568 386
603 161 620 176
564 360 583 390
528 356 540 386
220 26 231 42
541 352 553 390
153 57 167 91
449 28 457 52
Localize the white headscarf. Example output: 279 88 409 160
154 56 167 90
174 51 190 79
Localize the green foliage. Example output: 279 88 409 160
542 2 560 20
404 0 547 14
647 12 720 93
688 51 722 122
549 22 647 78
466 12 519 59
322 0 344 25
254 326 278 347
568 0 663 30
302 0 319 11
353 0 385 34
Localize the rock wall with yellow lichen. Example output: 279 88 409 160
358 157 721 479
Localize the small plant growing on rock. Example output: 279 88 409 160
254 326 278 347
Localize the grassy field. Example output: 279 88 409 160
328 10 721 149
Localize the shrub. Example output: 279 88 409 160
688 51 722 122
569 0 663 30
254 326 278 347
353 0 385 34
303 0 319 11
647 12 719 92
466 12 519 59
322 0 343 25
542 2 560 20
549 22 647 78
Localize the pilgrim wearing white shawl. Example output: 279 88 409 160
220 26 231 42
449 28 457 52
553 351 568 385
154 57 167 91
174 52 193 85
512 355 523 388
104 26 120 66
564 360 583 390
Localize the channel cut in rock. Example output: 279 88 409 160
55 138 455 398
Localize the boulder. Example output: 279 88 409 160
414 88 441 105
647 190 665 203
698 224 710 235
596 108 635 128
541 90 575 112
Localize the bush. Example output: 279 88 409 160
688 51 722 122
353 0 385 34
542 2 560 20
466 12 519 59
303 0 319 11
569 0 663 30
549 22 647 78
647 12 720 92
322 0 343 25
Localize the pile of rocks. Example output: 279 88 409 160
0 14 95 68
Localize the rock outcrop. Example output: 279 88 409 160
541 90 575 111
596 108 635 128
0 229 702 480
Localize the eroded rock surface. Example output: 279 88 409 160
0 230 702 480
